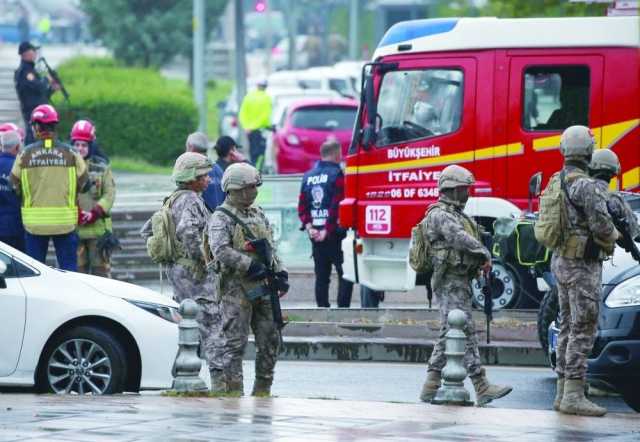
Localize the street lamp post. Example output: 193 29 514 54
193 0 207 132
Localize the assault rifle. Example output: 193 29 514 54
607 201 640 264
39 57 69 101
481 268 495 344
247 238 288 344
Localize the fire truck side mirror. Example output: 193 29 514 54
529 172 542 198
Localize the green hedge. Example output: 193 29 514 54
52 57 197 166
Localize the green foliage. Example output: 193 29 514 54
52 57 197 166
81 0 227 67
434 0 608 18
109 157 173 174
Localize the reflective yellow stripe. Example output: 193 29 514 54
622 166 640 190
67 167 77 207
21 207 77 225
532 118 640 152
21 169 32 207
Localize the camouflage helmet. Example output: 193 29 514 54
438 165 475 191
172 152 212 183
589 149 621 175
560 125 594 159
221 162 262 191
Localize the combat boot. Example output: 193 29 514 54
553 377 564 411
558 379 606 417
210 369 227 394
470 369 513 406
226 379 244 397
251 377 273 397
419 370 441 402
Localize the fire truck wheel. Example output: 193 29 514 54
360 286 384 308
472 262 537 311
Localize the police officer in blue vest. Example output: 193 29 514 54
0 130 25 251
298 140 353 307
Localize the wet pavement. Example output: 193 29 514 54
0 392 637 442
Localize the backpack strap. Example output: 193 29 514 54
215 206 257 240
164 189 191 208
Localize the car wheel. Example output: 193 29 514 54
620 382 640 412
537 286 559 357
37 326 127 395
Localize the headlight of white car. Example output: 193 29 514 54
605 275 640 308
128 300 182 323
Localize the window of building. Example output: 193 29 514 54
523 65 590 131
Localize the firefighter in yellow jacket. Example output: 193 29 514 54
71 120 116 277
10 104 87 271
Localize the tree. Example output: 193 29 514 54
435 0 608 18
81 0 227 68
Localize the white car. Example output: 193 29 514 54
0 241 179 394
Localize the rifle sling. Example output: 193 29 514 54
215 207 258 240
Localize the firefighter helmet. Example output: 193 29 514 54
70 120 96 142
30 104 59 124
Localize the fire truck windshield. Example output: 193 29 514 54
375 68 463 147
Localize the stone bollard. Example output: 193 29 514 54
431 309 473 406
171 299 207 392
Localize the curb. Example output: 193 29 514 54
245 337 547 366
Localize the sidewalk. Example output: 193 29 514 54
0 394 636 441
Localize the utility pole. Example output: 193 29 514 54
285 0 296 70
234 0 247 112
349 0 359 60
193 0 207 132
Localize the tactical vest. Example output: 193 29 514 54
17 139 83 235
427 202 483 273
217 202 275 298
556 170 609 261
78 157 114 239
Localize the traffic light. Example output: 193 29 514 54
255 0 266 13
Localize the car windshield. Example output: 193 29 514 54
290 106 356 131
376 68 463 147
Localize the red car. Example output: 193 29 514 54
273 98 358 174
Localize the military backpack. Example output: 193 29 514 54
145 190 189 264
408 203 442 273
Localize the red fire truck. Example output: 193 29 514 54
340 16 640 296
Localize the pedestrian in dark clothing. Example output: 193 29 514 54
14 42 60 145
298 140 353 308
0 131 25 251
185 133 246 211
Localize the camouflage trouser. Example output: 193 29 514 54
427 274 482 377
214 288 280 388
77 238 111 278
552 255 602 380
166 264 220 370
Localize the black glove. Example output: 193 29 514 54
275 270 289 293
246 260 268 281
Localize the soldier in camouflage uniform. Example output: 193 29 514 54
207 162 289 396
419 165 512 406
164 152 221 384
551 126 618 417
589 149 640 241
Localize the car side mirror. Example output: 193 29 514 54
529 172 542 198
0 261 7 289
